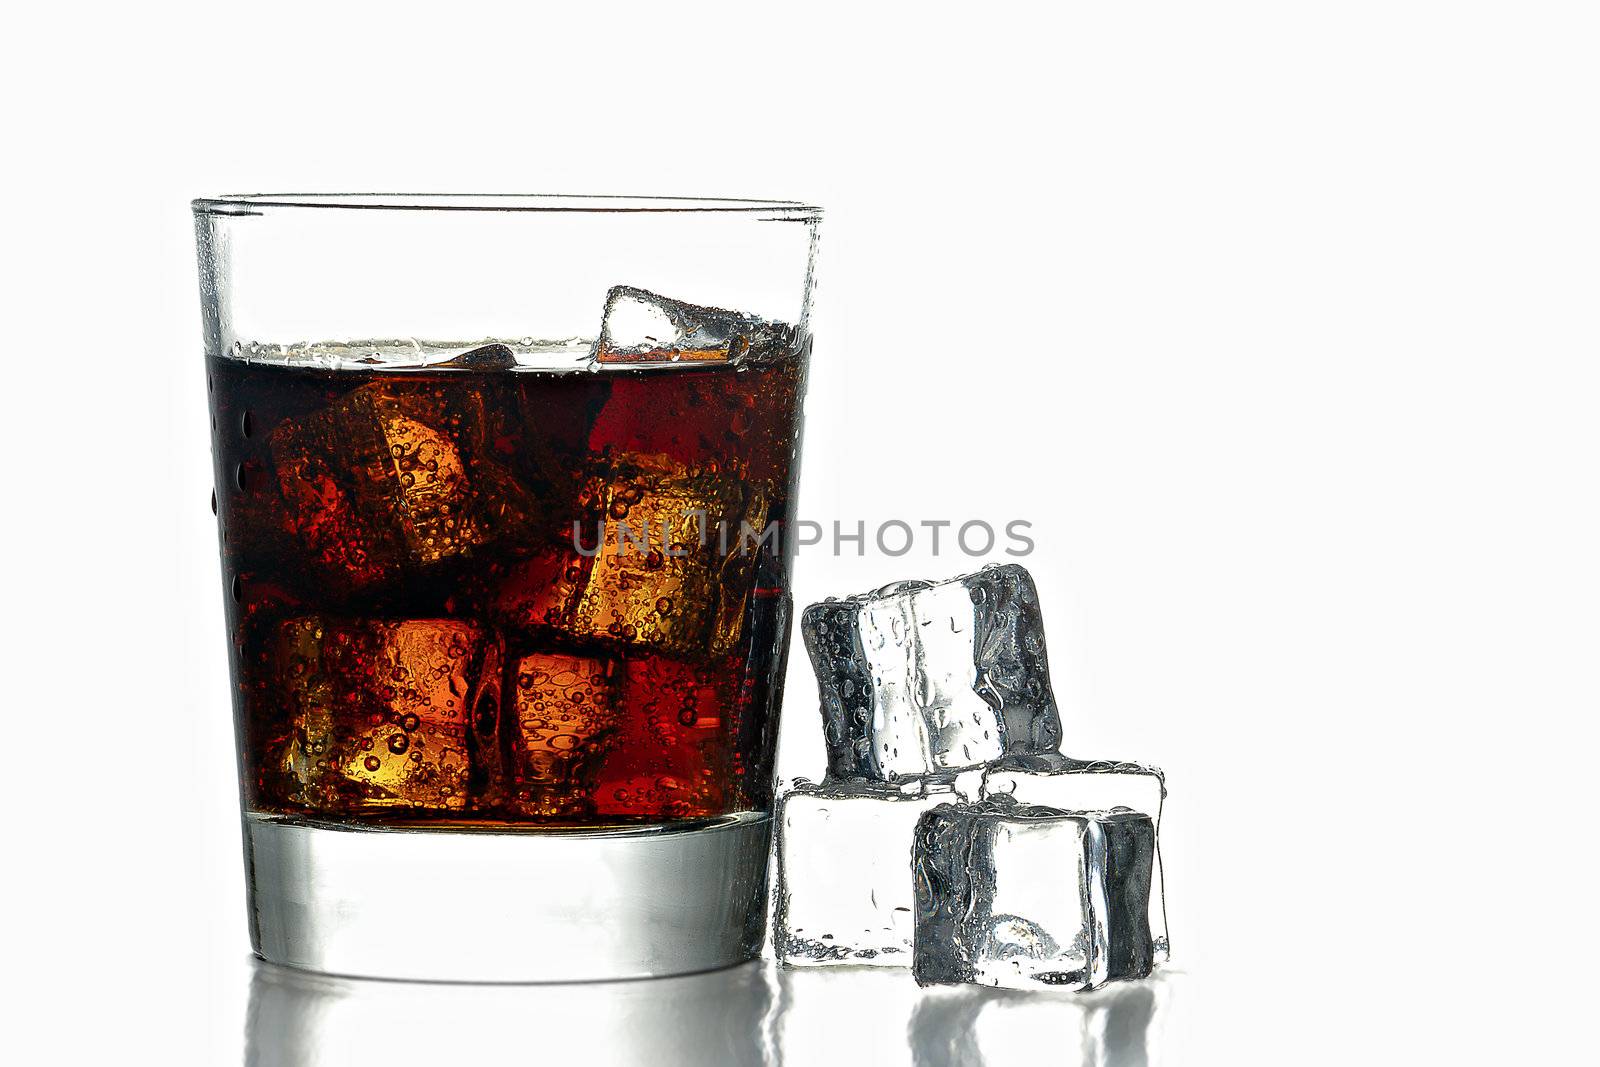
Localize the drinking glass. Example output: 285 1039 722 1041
194 194 820 980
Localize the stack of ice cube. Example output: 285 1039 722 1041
774 563 1168 991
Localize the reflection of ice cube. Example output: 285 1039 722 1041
775 779 961 967
913 799 1157 992
984 755 1170 963
593 285 786 366
271 617 501 812
507 651 619 817
773 967 921 1067
801 564 1062 785
727 589 792 810
908 976 1172 1067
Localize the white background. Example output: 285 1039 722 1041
4 2 1597 1063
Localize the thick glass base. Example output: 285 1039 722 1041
243 811 771 981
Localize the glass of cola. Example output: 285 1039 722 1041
194 194 820 980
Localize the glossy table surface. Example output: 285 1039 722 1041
240 956 1187 1067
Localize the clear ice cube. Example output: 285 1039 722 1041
912 798 1157 992
800 564 1063 784
983 755 1170 963
775 779 962 967
592 285 787 366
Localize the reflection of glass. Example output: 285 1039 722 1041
246 958 778 1067
195 195 819 980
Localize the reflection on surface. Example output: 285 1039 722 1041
772 966 924 1066
246 959 778 1067
908 977 1171 1067
246 958 1175 1067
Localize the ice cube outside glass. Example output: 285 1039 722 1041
983 755 1171 964
800 564 1064 785
785 564 1171 977
195 194 820 981
912 800 1157 992
774 779 964 967
775 759 1170 974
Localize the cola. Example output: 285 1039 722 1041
209 340 805 826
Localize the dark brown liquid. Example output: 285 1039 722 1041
208 344 805 827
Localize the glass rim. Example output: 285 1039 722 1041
191 193 822 219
